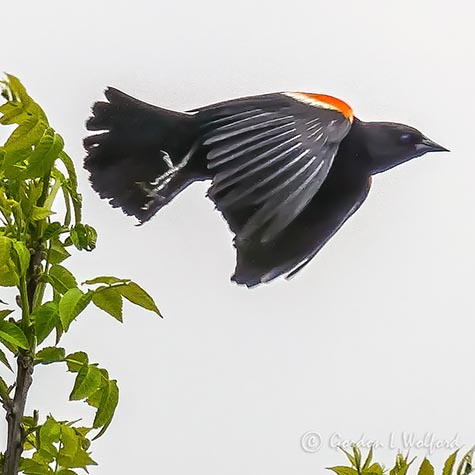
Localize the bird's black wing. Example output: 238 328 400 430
232 175 372 287
197 93 353 243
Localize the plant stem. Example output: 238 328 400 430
27 246 44 314
3 243 41 475
4 353 33 475
19 276 30 328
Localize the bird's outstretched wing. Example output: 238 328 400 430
197 92 354 243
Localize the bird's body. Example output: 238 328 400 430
84 89 447 287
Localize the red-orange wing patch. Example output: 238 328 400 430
284 92 354 122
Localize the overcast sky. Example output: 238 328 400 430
1 0 474 473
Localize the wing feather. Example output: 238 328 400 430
212 141 301 195
219 147 310 208
198 93 352 242
207 124 296 164
204 114 292 144
259 152 336 242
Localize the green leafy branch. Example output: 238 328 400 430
0 74 161 475
329 446 474 475
20 416 97 474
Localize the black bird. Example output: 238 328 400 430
84 89 448 287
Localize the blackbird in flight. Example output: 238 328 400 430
84 89 448 287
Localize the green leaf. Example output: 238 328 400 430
83 276 130 286
0 190 16 217
1 148 29 180
59 424 79 459
0 309 14 319
0 235 13 265
58 151 82 224
59 288 92 331
0 375 10 401
39 416 61 445
57 470 78 475
73 426 92 438
25 128 64 178
19 458 52 475
0 236 18 286
0 319 29 349
35 346 65 365
364 464 384 475
32 301 59 345
0 101 24 124
57 447 96 470
0 347 13 371
71 427 92 452
70 223 97 251
23 415 38 430
353 446 362 471
33 446 56 464
457 448 475 475
49 265 77 294
66 351 88 372
0 309 14 320
93 379 119 437
390 454 408 475
24 434 37 451
3 114 37 148
0 262 18 286
49 238 71 264
86 387 104 409
31 205 54 221
5 118 47 155
340 447 356 467
119 281 161 316
328 467 359 475
444 451 460 475
418 459 435 475
44 222 64 240
70 364 102 400
0 333 17 353
98 367 109 380
12 240 30 275
5 74 36 107
92 287 123 321
362 446 374 471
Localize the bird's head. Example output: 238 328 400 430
362 121 449 174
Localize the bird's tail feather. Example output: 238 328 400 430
84 87 203 222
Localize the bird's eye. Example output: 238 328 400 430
400 133 412 143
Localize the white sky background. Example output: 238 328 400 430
1 0 475 473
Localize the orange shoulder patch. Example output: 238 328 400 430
284 92 354 122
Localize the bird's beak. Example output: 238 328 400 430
419 137 450 153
